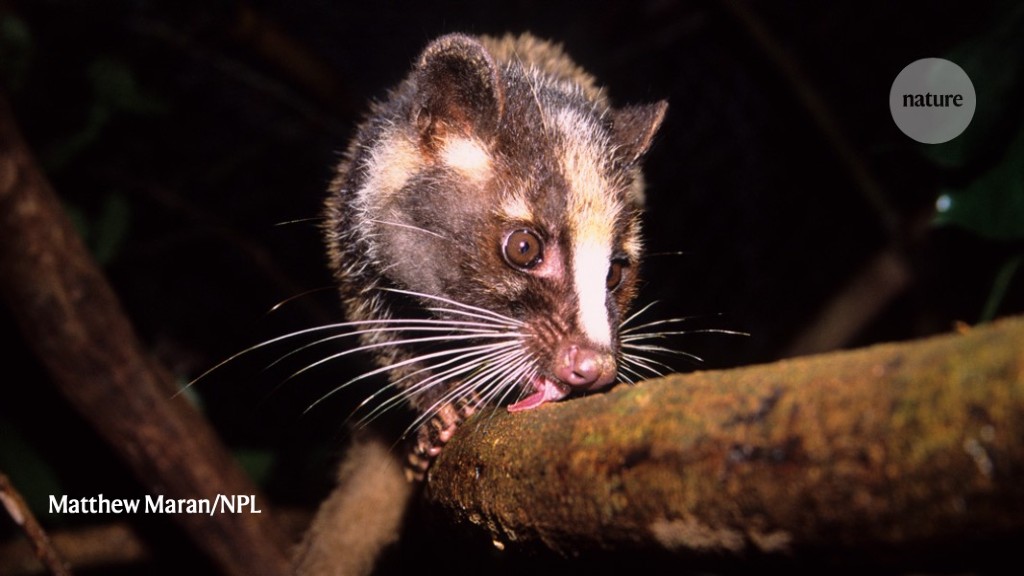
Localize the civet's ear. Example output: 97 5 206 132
609 100 668 165
412 33 504 145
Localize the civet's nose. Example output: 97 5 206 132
554 342 617 391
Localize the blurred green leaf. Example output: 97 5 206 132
923 3 1024 321
87 57 166 116
234 449 275 487
48 57 166 169
47 106 110 170
0 419 65 521
63 201 91 243
922 4 1024 170
61 192 132 266
93 192 132 265
933 125 1024 240
980 255 1023 322
0 13 33 91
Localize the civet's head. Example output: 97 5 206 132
334 33 666 411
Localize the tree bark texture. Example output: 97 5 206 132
0 94 290 576
426 316 1024 560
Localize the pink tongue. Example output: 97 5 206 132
507 375 571 412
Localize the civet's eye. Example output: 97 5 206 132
502 229 543 269
606 260 625 290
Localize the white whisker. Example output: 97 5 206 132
620 354 667 378
289 332 523 382
367 218 447 239
617 363 644 384
423 306 523 327
266 286 337 314
267 324 517 369
381 287 523 326
305 339 522 414
501 365 541 411
622 343 704 363
619 300 662 330
357 345 524 427
479 357 537 409
621 351 675 375
622 328 750 341
456 349 533 408
182 316 521 393
404 348 532 435
415 348 526 409
620 315 705 335
446 361 536 436
274 216 323 226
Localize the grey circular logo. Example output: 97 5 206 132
890 58 975 144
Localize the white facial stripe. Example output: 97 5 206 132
622 229 643 262
556 107 620 348
356 133 420 210
573 239 613 347
351 132 422 265
498 189 534 222
441 137 491 181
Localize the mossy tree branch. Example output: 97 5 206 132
426 316 1024 563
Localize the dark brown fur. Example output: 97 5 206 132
297 33 666 575
323 33 665 418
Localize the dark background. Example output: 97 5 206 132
2 0 1022 574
